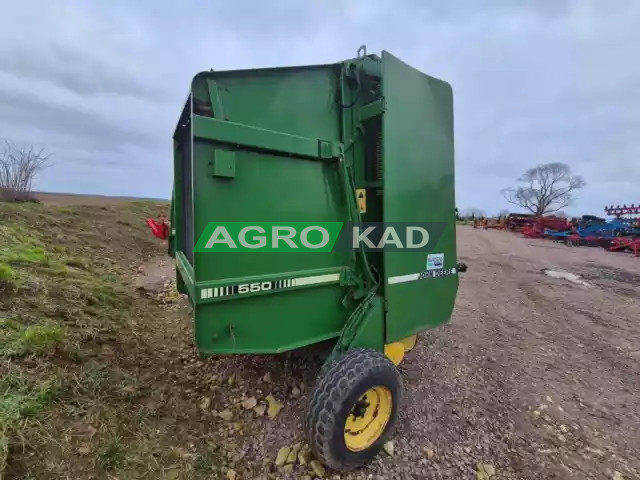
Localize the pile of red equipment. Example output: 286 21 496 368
521 216 571 239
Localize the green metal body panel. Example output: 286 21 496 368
381 52 458 342
170 50 458 355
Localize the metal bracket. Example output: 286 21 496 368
329 290 382 362
359 97 386 123
193 115 343 161
206 79 226 119
341 269 367 299
209 149 236 178
318 140 343 159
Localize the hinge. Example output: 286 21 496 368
318 140 343 159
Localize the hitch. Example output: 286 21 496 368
146 217 169 240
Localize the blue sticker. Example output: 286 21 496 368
427 253 444 270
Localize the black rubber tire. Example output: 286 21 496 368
306 348 403 471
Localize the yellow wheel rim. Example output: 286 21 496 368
344 386 393 452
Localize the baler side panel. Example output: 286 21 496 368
382 51 459 342
188 68 354 354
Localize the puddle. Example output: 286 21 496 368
542 269 591 287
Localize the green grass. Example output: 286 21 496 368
0 320 63 357
97 434 126 471
0 374 56 423
0 199 168 477
6 246 47 265
0 264 14 281
0 373 56 473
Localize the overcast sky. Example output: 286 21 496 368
1 1 638 216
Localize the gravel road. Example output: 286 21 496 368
137 226 640 479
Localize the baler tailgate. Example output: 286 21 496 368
381 51 458 342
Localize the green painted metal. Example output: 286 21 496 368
348 296 384 352
358 98 386 123
192 115 342 160
175 251 195 298
170 49 458 356
330 290 381 360
381 52 458 342
210 149 236 178
205 78 226 119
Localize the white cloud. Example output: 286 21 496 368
0 0 638 214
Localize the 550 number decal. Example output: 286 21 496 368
200 278 294 299
237 282 272 293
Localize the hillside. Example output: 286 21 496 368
0 200 182 477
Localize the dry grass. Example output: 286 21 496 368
34 191 167 206
0 199 179 478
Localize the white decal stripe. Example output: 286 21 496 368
200 273 341 300
388 273 420 285
293 273 340 287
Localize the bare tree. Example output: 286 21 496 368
498 209 510 218
0 141 51 201
502 163 585 216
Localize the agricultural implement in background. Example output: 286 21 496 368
150 48 460 471
505 213 536 231
521 216 570 239
146 217 169 240
605 204 640 217
607 237 640 256
510 206 640 256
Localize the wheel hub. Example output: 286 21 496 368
351 395 370 419
344 386 393 452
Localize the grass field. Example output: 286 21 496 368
34 191 169 206
0 198 176 478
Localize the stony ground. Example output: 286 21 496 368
3 202 639 479
133 226 640 480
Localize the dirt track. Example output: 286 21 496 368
136 226 640 479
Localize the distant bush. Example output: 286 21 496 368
0 187 39 203
0 140 50 203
